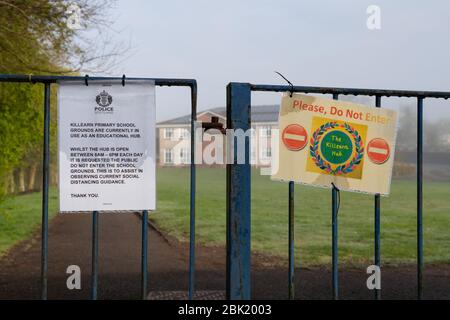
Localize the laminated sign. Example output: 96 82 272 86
272 93 398 195
58 80 156 212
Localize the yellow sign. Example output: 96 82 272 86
272 93 398 195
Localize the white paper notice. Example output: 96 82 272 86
58 80 156 212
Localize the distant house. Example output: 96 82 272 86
156 105 279 166
443 134 450 148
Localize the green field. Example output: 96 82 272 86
1 168 450 267
153 167 450 266
0 188 58 256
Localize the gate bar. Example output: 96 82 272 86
41 82 51 300
374 95 382 300
0 74 196 88
91 210 99 300
189 84 197 300
251 84 450 99
417 97 424 300
331 187 339 299
226 83 252 300
288 181 295 299
331 93 339 300
141 210 149 299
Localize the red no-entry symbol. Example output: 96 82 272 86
367 138 391 164
282 124 308 151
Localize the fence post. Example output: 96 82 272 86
226 82 251 300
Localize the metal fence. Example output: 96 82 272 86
226 82 450 300
3 74 450 300
0 74 197 300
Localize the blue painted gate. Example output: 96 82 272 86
226 81 450 300
0 74 197 300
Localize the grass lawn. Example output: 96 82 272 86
1 168 449 267
153 167 450 267
0 187 58 257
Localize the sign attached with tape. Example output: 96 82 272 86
58 80 156 212
272 93 398 195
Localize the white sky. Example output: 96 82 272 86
94 0 450 122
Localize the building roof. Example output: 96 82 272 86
157 105 279 125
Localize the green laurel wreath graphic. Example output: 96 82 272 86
309 122 364 175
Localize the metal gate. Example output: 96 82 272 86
226 82 450 300
3 74 450 300
0 74 197 300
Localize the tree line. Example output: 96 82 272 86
0 0 119 199
1 1 449 199
397 106 450 153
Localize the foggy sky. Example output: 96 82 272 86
94 0 450 122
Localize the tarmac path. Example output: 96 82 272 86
1 213 450 300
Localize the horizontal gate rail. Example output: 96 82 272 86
227 81 450 300
0 74 196 87
0 74 197 300
250 84 450 99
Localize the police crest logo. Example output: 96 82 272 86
96 90 113 107
95 90 114 113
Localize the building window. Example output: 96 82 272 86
251 149 256 164
260 126 272 138
180 128 190 140
261 147 272 159
250 128 256 164
164 149 174 164
164 128 174 139
180 147 190 164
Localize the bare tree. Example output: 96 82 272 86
0 0 129 74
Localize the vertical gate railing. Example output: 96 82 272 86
226 83 252 300
226 81 450 300
0 74 197 300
